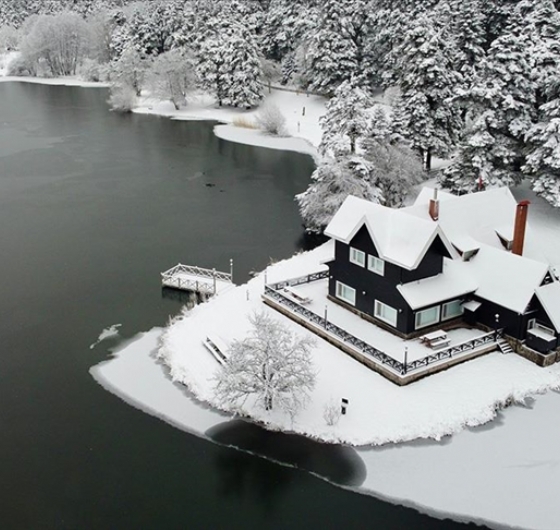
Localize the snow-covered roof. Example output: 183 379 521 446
324 196 456 270
466 246 549 314
397 259 477 310
535 282 560 332
404 187 545 261
396 246 548 313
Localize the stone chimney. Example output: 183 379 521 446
429 188 439 221
512 200 530 256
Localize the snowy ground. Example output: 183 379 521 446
92 325 560 530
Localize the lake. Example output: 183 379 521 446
0 81 485 529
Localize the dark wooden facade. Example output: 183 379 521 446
327 223 559 352
327 224 460 336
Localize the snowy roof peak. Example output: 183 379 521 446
324 195 455 270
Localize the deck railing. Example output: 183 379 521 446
264 283 499 376
269 270 329 290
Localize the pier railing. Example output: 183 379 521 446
264 283 499 376
161 263 232 284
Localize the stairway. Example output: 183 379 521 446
497 337 513 354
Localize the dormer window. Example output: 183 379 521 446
368 255 385 276
349 247 366 267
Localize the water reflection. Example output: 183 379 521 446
206 419 367 490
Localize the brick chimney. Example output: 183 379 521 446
512 200 530 256
429 188 439 221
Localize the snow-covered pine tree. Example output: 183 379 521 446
197 15 263 109
434 0 486 85
521 1 560 207
390 16 463 170
524 94 560 207
296 155 381 233
319 80 372 157
441 31 537 192
304 0 359 96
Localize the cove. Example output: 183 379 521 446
0 81 485 529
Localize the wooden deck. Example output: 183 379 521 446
161 263 233 296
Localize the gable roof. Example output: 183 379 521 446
535 282 560 332
324 196 456 270
466 245 549 314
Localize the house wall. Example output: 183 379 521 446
474 298 530 340
328 226 450 335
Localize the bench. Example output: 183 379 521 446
420 330 449 349
283 286 312 304
430 337 450 349
203 335 229 365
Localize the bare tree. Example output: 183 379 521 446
20 12 91 76
146 48 195 110
214 311 316 416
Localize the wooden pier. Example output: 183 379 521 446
161 262 233 297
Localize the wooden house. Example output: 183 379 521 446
323 188 560 362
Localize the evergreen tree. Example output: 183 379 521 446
304 0 359 95
390 16 463 170
442 31 536 192
524 95 560 207
434 0 486 85
197 15 263 108
319 80 372 156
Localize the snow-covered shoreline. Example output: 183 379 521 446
0 55 325 157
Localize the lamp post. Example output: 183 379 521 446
402 346 408 375
495 313 500 341
324 305 328 328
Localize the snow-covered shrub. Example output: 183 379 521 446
78 58 105 82
108 85 136 113
323 399 341 426
255 102 287 136
232 116 257 129
6 52 36 76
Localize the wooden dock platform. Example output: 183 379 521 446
161 263 233 297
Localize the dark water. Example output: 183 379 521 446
0 82 485 530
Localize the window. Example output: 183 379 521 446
368 255 385 276
415 306 441 329
442 300 463 321
336 281 356 306
349 247 366 267
374 300 398 327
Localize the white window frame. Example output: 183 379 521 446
374 300 398 327
415 305 441 330
368 255 385 276
336 281 356 306
349 247 366 267
441 299 463 321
